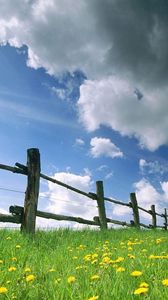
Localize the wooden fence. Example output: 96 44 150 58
0 148 167 234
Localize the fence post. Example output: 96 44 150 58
130 193 140 228
163 208 167 230
96 181 107 230
150 205 157 228
21 148 41 234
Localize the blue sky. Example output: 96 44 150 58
0 0 168 228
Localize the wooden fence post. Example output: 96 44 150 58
130 193 140 228
163 208 167 230
150 205 157 228
96 181 107 230
21 148 41 234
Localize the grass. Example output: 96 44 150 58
0 228 168 299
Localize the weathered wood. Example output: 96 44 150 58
106 217 133 227
96 181 107 229
138 206 152 215
0 213 21 223
130 193 140 228
11 205 99 226
21 148 41 234
139 222 150 229
163 208 168 230
150 205 157 228
104 197 131 207
0 163 26 175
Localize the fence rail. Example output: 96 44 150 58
0 148 167 234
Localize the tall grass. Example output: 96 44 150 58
0 228 168 299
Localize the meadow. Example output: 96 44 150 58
0 228 168 300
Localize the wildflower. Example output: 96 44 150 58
90 275 100 280
48 268 56 273
162 279 168 286
6 236 11 240
24 267 31 273
0 260 3 264
11 257 17 262
0 287 8 294
115 257 124 263
87 296 99 300
16 245 21 249
8 266 16 272
128 254 135 259
116 267 125 272
67 276 76 283
139 282 149 288
26 274 35 282
55 278 61 284
131 271 143 277
72 256 78 260
134 287 148 295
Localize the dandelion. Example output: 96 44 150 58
11 257 17 262
6 236 11 240
67 276 76 283
116 267 125 272
0 287 8 294
139 282 149 288
0 260 3 264
87 296 99 300
16 245 21 249
90 275 100 280
8 266 16 272
26 274 35 282
24 267 31 273
131 271 143 277
48 268 56 273
134 287 148 295
162 279 168 286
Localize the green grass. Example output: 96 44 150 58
0 228 168 299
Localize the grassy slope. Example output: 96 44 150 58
0 228 168 300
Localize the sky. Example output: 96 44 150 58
0 0 168 229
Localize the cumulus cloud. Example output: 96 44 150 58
90 137 123 158
78 77 168 151
37 170 98 228
75 138 85 146
1 0 168 149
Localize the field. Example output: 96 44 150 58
0 228 168 300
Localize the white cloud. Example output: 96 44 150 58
37 170 98 228
105 172 113 180
90 137 123 159
78 77 168 151
139 159 168 175
75 138 85 146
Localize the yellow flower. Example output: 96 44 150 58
0 260 3 264
67 276 76 283
128 254 135 259
134 287 148 295
115 257 125 263
87 296 99 300
6 236 11 240
8 266 16 272
0 287 8 294
116 267 125 272
131 271 143 277
55 278 61 284
16 245 21 249
139 282 149 288
48 268 56 273
162 279 168 286
90 275 100 280
24 267 31 273
11 257 17 262
26 274 35 282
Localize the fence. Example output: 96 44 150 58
0 148 167 234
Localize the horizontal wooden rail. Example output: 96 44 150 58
139 222 150 229
104 197 131 207
138 206 152 215
0 164 26 175
0 213 21 223
10 206 99 226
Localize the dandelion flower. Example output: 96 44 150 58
26 274 35 282
15 245 21 249
131 271 142 277
6 236 11 240
116 267 125 272
8 266 16 272
48 268 56 273
67 276 76 283
90 275 100 280
134 287 148 295
11 257 17 262
139 282 149 288
24 267 31 273
0 260 3 264
87 296 99 300
0 287 8 294
162 279 168 286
